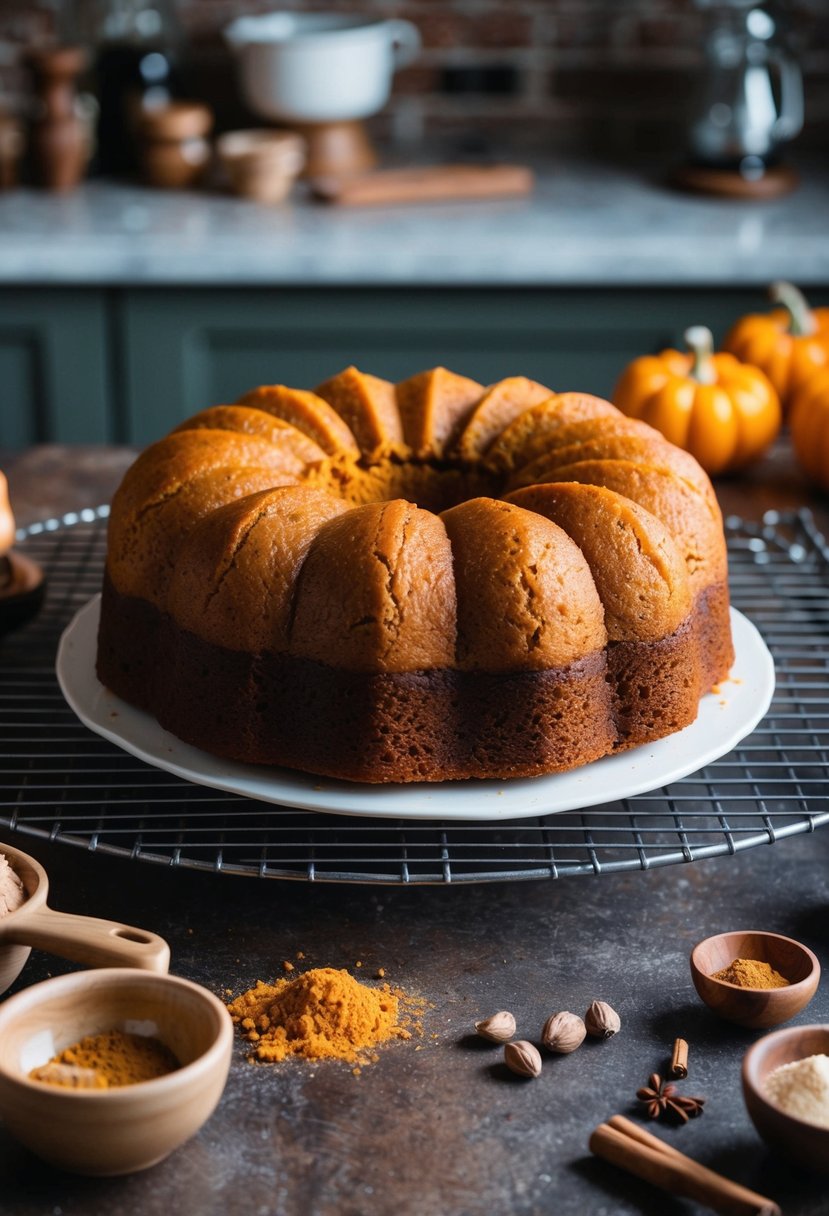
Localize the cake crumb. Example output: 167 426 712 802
282 961 294 973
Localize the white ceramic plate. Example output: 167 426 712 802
57 597 774 823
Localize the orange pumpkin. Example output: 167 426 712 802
723 281 829 411
789 368 829 491
613 326 781 475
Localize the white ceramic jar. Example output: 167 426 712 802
225 12 421 124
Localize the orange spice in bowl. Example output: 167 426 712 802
711 957 789 989
30 1028 180 1089
690 930 819 1029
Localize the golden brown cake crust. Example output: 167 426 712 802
505 482 692 641
167 485 351 653
172 406 328 464
314 366 404 454
487 393 622 471
97 364 735 783
395 367 484 457
291 500 457 673
440 497 607 671
236 385 360 457
455 377 553 461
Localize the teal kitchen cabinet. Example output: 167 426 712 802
120 287 778 445
4 286 826 447
0 290 110 447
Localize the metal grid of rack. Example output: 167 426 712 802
1 507 827 883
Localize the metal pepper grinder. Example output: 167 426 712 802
27 46 91 192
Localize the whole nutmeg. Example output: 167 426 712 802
474 1011 516 1043
504 1040 542 1078
541 1010 586 1054
585 1000 621 1039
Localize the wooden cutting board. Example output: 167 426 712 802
312 163 534 207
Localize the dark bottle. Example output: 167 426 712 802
60 1 181 176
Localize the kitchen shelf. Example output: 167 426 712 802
1 507 827 884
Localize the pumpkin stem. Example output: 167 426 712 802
684 326 716 384
769 281 816 337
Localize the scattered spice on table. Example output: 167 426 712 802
711 957 789 989
765 1054 829 1128
30 1029 180 1089
227 966 426 1065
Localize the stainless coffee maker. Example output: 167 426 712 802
690 2 803 172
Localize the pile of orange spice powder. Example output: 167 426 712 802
711 957 789 989
227 966 425 1068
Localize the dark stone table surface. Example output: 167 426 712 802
1 445 828 1216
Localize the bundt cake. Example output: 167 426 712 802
96 365 734 784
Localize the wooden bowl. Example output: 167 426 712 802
0 840 170 994
216 129 305 203
690 930 819 1029
743 1024 829 1172
137 102 214 189
0 968 233 1175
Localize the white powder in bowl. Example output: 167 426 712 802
765 1053 829 1128
0 851 25 917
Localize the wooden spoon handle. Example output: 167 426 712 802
314 163 534 206
0 903 170 973
590 1121 781 1216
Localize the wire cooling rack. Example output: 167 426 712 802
1 507 827 884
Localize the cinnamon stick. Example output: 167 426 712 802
589 1116 781 1216
671 1037 689 1078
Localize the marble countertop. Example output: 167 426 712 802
1 159 827 287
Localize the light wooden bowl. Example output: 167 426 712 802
216 129 305 203
743 1024 829 1173
690 930 819 1029
0 840 170 993
0 968 233 1175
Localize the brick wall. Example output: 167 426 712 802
2 0 827 154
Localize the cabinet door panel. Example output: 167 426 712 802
0 291 110 447
122 287 791 444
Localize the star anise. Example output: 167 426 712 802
636 1072 705 1124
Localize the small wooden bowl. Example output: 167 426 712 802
690 930 819 1029
217 129 305 204
743 1024 829 1172
0 968 233 1175
137 102 214 189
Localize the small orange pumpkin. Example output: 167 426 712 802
613 326 781 476
789 368 829 491
723 281 829 411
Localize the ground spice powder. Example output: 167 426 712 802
712 957 790 989
30 1029 180 1089
227 966 420 1064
